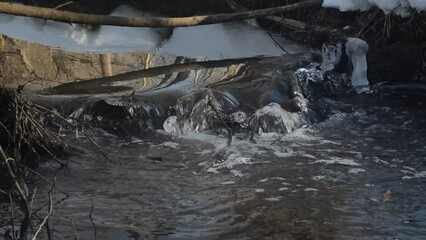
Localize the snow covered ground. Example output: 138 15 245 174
323 0 426 17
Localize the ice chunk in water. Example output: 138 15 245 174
171 89 241 135
345 37 370 93
163 115 178 134
321 43 343 72
250 103 307 134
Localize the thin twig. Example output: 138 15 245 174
24 166 69 197
32 178 55 240
71 221 78 240
1 146 31 240
0 146 29 205
89 199 97 240
8 192 16 240
53 1 74 10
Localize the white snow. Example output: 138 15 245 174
323 0 372 11
323 0 426 17
369 0 412 17
407 0 426 11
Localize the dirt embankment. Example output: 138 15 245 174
0 35 183 91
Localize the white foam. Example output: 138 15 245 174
304 188 318 192
221 181 235 185
273 149 296 158
402 166 416 172
259 177 286 183
162 142 180 150
312 175 326 181
302 154 316 159
264 196 282 202
372 156 390 165
255 189 265 193
195 149 213 155
348 168 366 174
314 157 361 166
402 171 426 179
206 151 254 174
230 169 244 177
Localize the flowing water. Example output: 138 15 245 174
1 5 426 240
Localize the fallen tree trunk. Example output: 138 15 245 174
0 0 322 27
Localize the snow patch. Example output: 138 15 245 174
323 0 426 16
323 0 372 11
407 0 426 11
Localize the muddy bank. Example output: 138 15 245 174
0 34 185 91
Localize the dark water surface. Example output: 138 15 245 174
3 88 424 239
20 95 424 240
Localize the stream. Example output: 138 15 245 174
1 4 426 240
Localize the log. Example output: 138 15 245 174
0 0 322 28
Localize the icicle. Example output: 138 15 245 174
345 37 370 93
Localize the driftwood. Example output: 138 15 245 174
51 57 264 93
0 0 322 27
50 53 318 94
